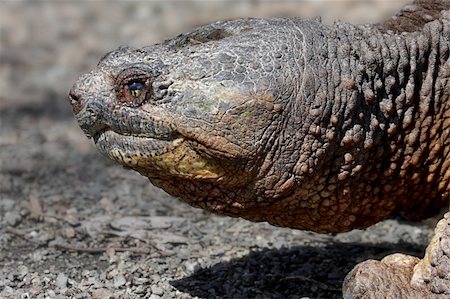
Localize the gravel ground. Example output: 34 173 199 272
0 1 438 298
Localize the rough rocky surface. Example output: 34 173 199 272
2 1 443 298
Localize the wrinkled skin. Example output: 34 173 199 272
70 0 450 297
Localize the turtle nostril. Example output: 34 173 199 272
68 88 83 114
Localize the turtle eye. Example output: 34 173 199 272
121 79 151 105
128 81 144 98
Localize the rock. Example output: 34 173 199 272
65 214 80 226
0 198 15 210
91 288 113 299
65 208 80 226
99 197 114 212
113 274 126 288
55 273 68 289
151 285 164 296
1 286 14 297
184 261 197 273
46 289 56 297
29 196 43 220
16 265 29 280
5 211 22 226
107 269 118 280
62 226 76 239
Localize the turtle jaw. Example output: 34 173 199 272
94 129 225 180
94 129 180 165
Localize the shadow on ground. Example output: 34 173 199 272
171 242 424 299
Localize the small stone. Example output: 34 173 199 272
37 230 55 243
31 275 41 287
46 289 56 297
67 278 76 286
184 261 197 273
55 273 68 289
133 277 149 285
81 270 91 277
63 227 76 239
29 196 44 220
113 274 126 288
151 285 164 296
58 287 69 296
65 208 80 226
99 197 114 212
91 288 113 299
149 294 161 299
105 247 115 258
133 285 146 294
23 273 32 285
107 269 118 279
5 211 22 226
17 265 29 279
0 198 15 210
1 286 14 297
30 286 42 296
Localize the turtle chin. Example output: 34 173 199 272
94 129 180 167
94 130 224 180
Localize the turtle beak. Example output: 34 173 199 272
68 87 84 115
68 75 109 139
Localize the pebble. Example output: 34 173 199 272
99 197 114 212
29 196 44 220
65 208 80 226
46 289 56 297
1 286 14 297
62 227 76 239
91 288 113 299
5 211 22 226
133 277 149 285
0 198 15 210
151 285 164 296
55 273 68 289
113 274 126 288
17 265 29 279
184 261 197 273
107 269 118 279
133 285 146 294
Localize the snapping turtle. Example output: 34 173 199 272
69 0 449 297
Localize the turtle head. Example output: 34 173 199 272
69 20 292 217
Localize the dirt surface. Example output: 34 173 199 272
0 1 438 298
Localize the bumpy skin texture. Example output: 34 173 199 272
70 0 450 297
343 212 450 298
